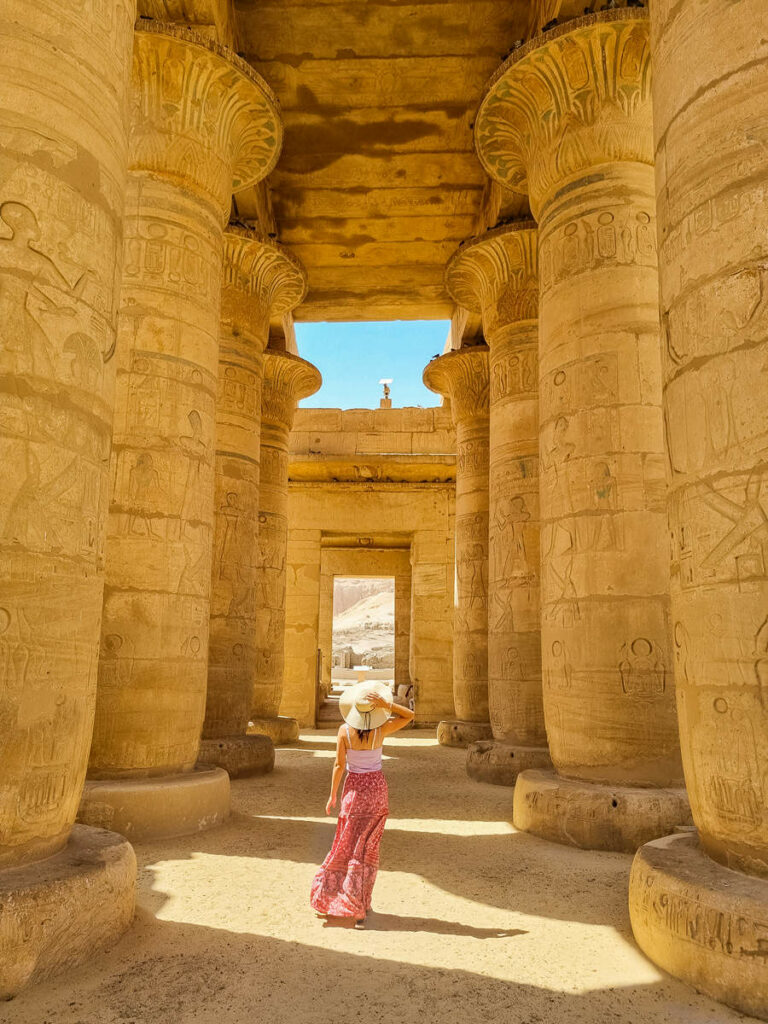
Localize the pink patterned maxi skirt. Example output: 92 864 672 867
310 770 389 918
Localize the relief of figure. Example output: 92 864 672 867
502 646 524 680
215 491 242 582
543 521 581 626
755 615 768 707
178 541 209 596
703 357 740 462
699 464 768 573
63 331 101 387
543 416 575 514
703 699 763 833
98 632 135 690
546 639 572 692
179 408 208 535
126 452 163 538
618 638 666 701
3 448 79 548
493 494 531 580
0 201 90 378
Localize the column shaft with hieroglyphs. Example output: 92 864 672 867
424 347 492 747
0 0 138 997
446 224 552 784
80 23 282 839
252 350 321 733
476 11 688 849
200 228 306 773
628 4 768 1018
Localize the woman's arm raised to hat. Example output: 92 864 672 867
326 727 346 815
367 692 415 736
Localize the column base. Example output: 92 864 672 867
198 734 274 778
466 740 553 786
437 719 493 748
513 769 692 853
0 825 136 999
247 716 300 745
78 765 230 842
630 832 768 1020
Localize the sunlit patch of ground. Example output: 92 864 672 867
4 731 755 1024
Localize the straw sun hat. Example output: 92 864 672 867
338 680 394 732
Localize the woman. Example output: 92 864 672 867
310 681 414 927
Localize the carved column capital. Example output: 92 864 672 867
446 223 538 339
222 228 308 341
262 350 322 430
130 23 282 216
475 11 652 217
423 346 490 424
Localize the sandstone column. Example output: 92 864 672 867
0 0 137 997
79 23 283 841
446 224 552 785
628 4 768 1017
424 347 493 747
475 11 689 849
250 349 321 744
199 228 307 776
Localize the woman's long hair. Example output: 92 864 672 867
355 727 373 744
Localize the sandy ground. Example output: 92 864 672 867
5 731 755 1024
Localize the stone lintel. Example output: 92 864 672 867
131 22 282 214
475 10 653 217
423 346 490 423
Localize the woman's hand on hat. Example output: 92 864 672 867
366 691 392 710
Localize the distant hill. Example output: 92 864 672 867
333 577 395 669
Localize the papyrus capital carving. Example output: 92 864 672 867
130 23 282 215
423 346 490 423
262 350 322 430
446 223 538 337
475 11 652 217
222 228 308 339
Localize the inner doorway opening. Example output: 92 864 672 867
332 576 395 690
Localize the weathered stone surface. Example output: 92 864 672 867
0 0 135 871
436 720 493 749
205 230 307 744
446 223 547 782
247 717 300 746
79 766 230 841
514 770 691 854
89 26 281 782
0 825 136 1000
466 740 551 787
627 1 768 1016
254 351 321 725
424 347 491 736
198 735 274 778
630 833 768 1020
476 12 685 847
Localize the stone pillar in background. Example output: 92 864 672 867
249 350 321 744
395 572 412 694
199 229 307 776
0 0 137 997
79 23 283 841
628 4 768 1018
446 224 552 785
475 11 689 850
424 347 493 748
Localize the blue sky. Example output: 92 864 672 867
295 320 449 409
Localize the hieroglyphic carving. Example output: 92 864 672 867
90 25 282 777
475 11 653 216
205 231 308 737
0 0 134 866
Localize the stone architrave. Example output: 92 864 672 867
445 224 552 785
199 228 307 776
79 23 283 841
424 347 493 748
475 11 689 849
627 4 768 1018
0 0 137 997
250 349 321 740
